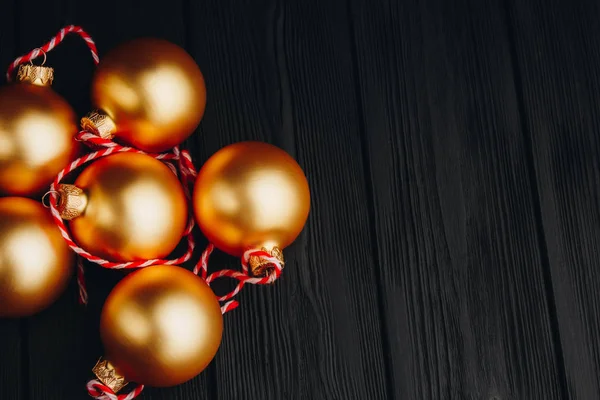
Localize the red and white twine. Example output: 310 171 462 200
197 244 285 304
9 25 286 400
87 381 144 400
46 133 199 305
48 135 199 268
6 25 99 81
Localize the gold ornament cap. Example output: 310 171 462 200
92 357 128 393
249 247 285 278
81 110 117 139
56 184 88 220
17 64 54 86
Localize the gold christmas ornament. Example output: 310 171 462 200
0 64 78 196
193 141 310 274
0 197 74 317
56 152 188 262
95 265 223 389
82 38 206 153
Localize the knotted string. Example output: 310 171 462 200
195 244 285 309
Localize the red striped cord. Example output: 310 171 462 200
87 380 144 400
47 131 198 304
7 25 99 81
195 244 285 309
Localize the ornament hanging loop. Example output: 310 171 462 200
41 190 60 208
28 48 47 66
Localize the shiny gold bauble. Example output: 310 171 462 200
99 265 223 388
57 152 188 262
193 141 310 260
0 65 78 196
87 38 206 153
0 197 74 317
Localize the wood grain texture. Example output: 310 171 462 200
348 0 565 398
186 0 388 399
0 321 21 400
506 0 600 398
278 0 389 397
3 0 600 399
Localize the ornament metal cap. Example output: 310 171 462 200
17 64 54 86
92 357 128 393
81 110 117 139
249 246 285 278
56 184 88 220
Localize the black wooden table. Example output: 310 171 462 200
1 0 599 399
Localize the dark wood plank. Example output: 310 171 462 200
279 0 389 397
0 322 22 400
0 0 25 398
348 0 566 398
186 0 388 399
184 2 296 399
506 0 600 398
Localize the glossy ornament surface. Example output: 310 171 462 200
193 141 310 258
0 65 78 196
86 38 206 152
0 197 74 317
99 265 223 387
57 152 188 262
